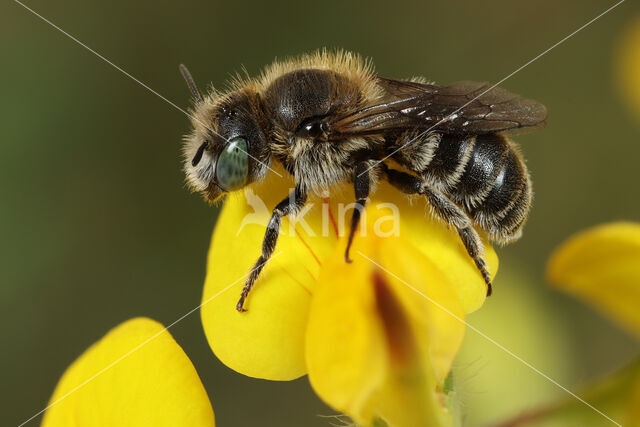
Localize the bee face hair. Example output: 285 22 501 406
180 51 378 201
182 82 271 202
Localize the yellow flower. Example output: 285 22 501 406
547 222 640 338
615 13 640 124
306 234 467 426
42 318 215 427
486 222 640 425
201 170 498 425
543 222 640 425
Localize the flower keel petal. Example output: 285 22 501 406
307 236 464 427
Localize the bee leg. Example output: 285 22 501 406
457 227 493 296
236 186 308 312
345 162 371 263
384 168 493 296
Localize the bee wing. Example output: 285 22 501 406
327 77 547 138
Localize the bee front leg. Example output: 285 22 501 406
237 186 308 312
384 167 493 296
345 162 372 263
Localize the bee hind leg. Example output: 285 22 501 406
236 186 308 312
384 167 492 296
456 227 493 296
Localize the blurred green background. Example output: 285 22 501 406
2 0 640 425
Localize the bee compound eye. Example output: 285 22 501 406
215 137 249 191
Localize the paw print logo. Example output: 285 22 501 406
236 188 270 236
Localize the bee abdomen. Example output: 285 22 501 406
450 134 510 210
469 143 532 242
421 133 475 190
395 131 531 243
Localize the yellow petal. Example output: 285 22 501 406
615 13 640 123
201 173 337 381
306 234 464 427
547 222 640 338
374 183 498 313
42 318 215 427
203 167 497 380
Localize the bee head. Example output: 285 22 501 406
180 65 271 203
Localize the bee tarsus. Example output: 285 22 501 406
344 162 371 263
236 187 307 312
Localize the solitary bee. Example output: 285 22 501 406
180 50 546 312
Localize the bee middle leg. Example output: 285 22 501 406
345 162 373 263
384 167 493 296
236 186 308 312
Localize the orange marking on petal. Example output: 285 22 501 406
294 225 322 266
301 264 318 284
281 268 312 295
323 197 340 238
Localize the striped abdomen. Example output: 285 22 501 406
395 133 531 243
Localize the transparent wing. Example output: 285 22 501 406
327 77 547 138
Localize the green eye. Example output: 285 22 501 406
216 137 248 191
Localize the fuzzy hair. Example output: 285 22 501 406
255 49 383 102
182 49 383 198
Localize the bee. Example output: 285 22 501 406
180 50 547 312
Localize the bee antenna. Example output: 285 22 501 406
179 64 203 104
